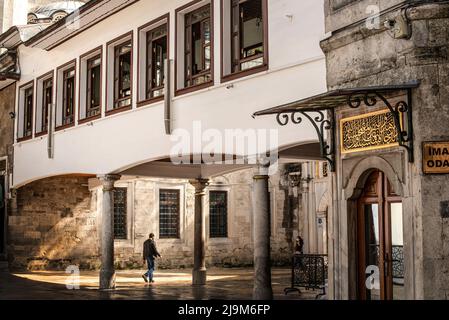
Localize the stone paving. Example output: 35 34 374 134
0 268 324 300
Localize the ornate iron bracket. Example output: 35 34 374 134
347 88 414 162
276 109 336 172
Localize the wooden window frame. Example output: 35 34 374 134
209 190 228 238
86 55 102 118
62 68 76 127
137 14 170 107
159 189 181 239
175 0 214 97
146 25 168 101
79 46 103 124
18 81 34 142
35 71 53 137
106 31 133 116
55 60 76 131
221 0 269 83
114 40 132 110
41 78 53 134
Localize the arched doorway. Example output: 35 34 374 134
357 170 404 300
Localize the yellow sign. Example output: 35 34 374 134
423 142 449 174
340 109 400 154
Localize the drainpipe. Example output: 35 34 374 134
164 58 172 135
47 102 54 159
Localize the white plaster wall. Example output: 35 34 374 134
13 0 327 187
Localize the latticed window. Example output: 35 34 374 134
113 187 127 240
209 191 228 238
159 189 180 238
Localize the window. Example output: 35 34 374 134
146 24 168 99
41 78 52 133
55 60 76 129
185 5 212 87
62 68 75 126
86 55 101 118
159 189 180 238
23 87 34 138
209 191 228 238
17 81 34 141
175 1 214 94
222 0 268 80
79 47 102 123
36 72 53 136
114 41 132 109
113 187 127 240
138 15 169 105
106 32 133 114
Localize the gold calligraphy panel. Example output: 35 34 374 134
340 109 399 154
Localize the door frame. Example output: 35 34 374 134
356 170 402 300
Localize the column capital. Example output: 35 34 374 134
97 174 121 191
189 178 210 194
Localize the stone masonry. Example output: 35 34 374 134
322 0 449 299
7 164 330 271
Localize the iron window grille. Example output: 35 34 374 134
113 187 127 240
114 41 132 109
209 191 228 238
42 78 52 133
23 87 33 137
62 68 75 126
146 24 168 99
159 189 180 239
184 4 212 87
86 55 101 118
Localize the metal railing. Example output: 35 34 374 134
284 254 328 299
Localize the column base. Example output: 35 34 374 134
99 269 116 290
192 269 207 286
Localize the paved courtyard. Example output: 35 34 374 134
0 268 324 300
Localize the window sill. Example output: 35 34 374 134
175 81 214 97
17 136 33 143
78 114 102 125
137 96 164 108
55 123 75 132
105 104 132 116
221 64 268 83
35 131 48 138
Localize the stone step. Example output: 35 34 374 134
0 261 9 272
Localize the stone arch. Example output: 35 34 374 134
318 191 331 213
344 156 404 200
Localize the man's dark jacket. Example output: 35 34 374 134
143 239 161 259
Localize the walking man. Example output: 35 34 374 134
142 233 161 283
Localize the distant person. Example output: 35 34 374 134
295 236 304 254
142 233 161 283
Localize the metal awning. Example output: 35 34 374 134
253 81 420 116
252 81 421 172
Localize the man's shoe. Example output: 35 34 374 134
142 274 148 283
150 279 155 283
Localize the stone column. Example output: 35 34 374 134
98 174 120 290
252 164 273 300
189 178 209 285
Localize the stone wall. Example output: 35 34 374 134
0 83 14 160
7 164 329 271
8 175 99 270
321 0 449 299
